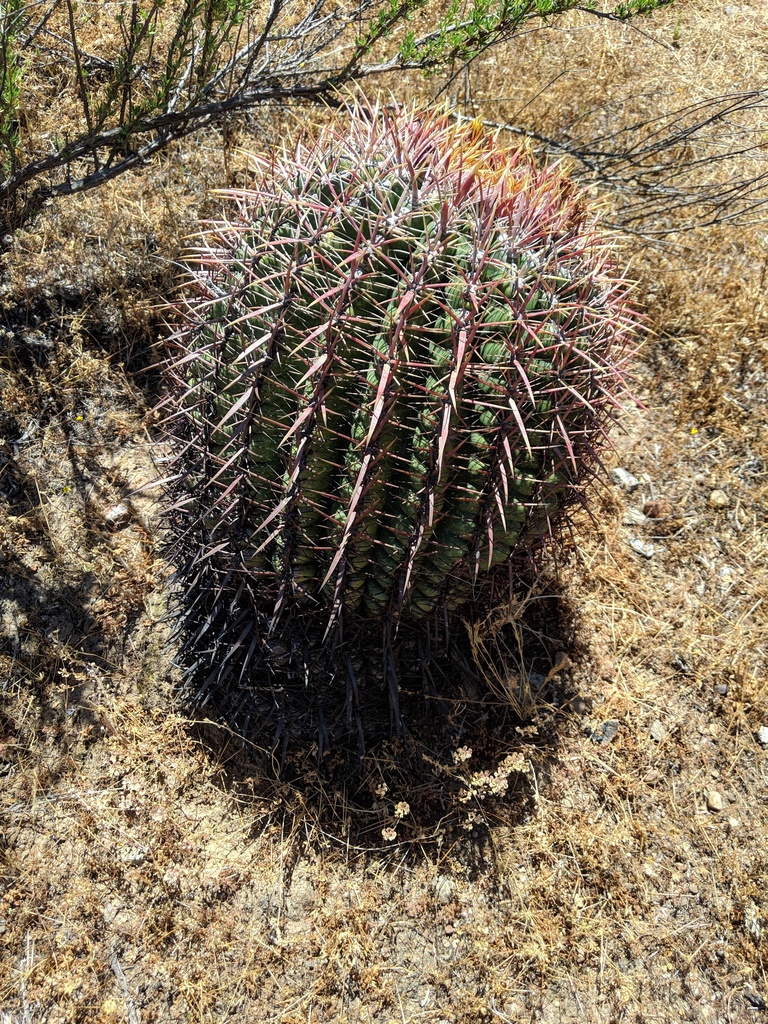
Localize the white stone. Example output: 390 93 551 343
706 789 724 812
629 538 655 559
708 489 729 509
623 508 648 527
610 467 640 491
103 503 131 527
649 719 665 742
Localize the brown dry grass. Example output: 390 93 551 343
2 1 768 1021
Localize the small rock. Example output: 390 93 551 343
629 537 655 559
644 769 662 784
569 696 590 716
649 720 666 742
744 903 763 940
119 846 148 865
623 508 648 527
708 489 729 509
528 670 547 691
715 682 728 696
706 789 724 812
757 725 768 746
672 655 693 675
610 467 640 492
0 918 6 935
163 867 182 888
433 875 456 905
103 503 131 528
591 719 620 745
102 900 124 925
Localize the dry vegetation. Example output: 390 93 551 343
2 1 768 1021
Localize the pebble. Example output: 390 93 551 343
103 503 131 528
715 682 728 696
629 537 655 559
102 900 124 925
434 875 456 905
623 508 648 527
649 719 666 742
757 725 768 746
119 846 148 865
591 719 620 745
610 467 640 492
569 696 590 716
706 789 724 812
708 489 729 509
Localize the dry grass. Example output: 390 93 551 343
2 1 768 1021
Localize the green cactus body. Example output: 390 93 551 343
165 102 637 703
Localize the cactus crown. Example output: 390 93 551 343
163 101 637 730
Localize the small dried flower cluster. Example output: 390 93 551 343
458 752 529 803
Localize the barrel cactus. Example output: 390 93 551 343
163 102 637 732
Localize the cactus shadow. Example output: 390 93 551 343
0 303 160 748
185 574 587 855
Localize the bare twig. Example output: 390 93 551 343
0 0 682 234
469 87 768 234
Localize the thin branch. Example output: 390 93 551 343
64 0 94 139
